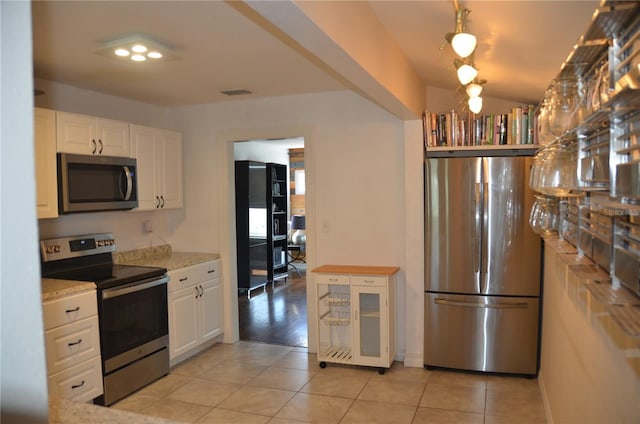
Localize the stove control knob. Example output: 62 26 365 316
97 241 104 247
54 246 61 252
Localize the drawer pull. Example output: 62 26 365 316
329 278 339 282
179 277 188 282
65 307 80 314
207 269 216 274
67 339 83 347
71 380 85 389
364 279 375 283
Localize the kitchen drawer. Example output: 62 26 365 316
351 275 387 287
315 274 349 285
43 290 97 330
45 315 100 374
47 356 103 402
168 260 220 292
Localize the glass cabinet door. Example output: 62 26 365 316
352 285 386 365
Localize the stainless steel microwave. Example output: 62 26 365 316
57 153 138 213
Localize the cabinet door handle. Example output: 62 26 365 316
155 196 160 208
91 139 97 154
160 195 165 208
71 380 85 389
179 277 188 282
194 287 199 299
199 285 204 298
65 307 80 314
207 269 215 274
67 339 83 347
98 139 104 154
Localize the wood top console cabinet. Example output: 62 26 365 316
312 265 399 374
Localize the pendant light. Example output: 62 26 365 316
468 96 483 114
457 64 478 85
451 32 477 58
444 0 487 115
466 83 483 98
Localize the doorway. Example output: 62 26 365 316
233 138 308 347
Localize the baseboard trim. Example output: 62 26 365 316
538 373 554 424
403 352 424 368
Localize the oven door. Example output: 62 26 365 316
99 275 169 374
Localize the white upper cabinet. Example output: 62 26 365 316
34 108 59 219
57 111 130 157
130 124 183 210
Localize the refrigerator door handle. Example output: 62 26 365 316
434 298 529 310
481 181 489 292
473 182 482 278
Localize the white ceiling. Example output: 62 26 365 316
31 0 600 111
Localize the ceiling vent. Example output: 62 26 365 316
220 89 252 96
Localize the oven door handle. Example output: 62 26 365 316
102 275 168 299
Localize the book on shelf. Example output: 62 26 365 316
423 105 539 149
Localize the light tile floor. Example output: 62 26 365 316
112 341 547 423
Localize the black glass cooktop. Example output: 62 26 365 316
41 253 166 290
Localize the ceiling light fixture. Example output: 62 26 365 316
468 96 483 114
451 32 477 59
444 0 486 114
95 34 176 63
466 83 483 98
456 63 478 85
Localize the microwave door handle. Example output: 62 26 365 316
121 166 133 200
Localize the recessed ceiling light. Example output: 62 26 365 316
95 34 178 64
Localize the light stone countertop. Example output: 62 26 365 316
113 244 220 271
49 398 184 423
41 279 96 302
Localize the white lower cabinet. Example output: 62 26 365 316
313 265 398 373
168 260 222 365
43 289 103 402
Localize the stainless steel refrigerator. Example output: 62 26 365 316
424 153 541 375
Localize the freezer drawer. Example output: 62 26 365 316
424 292 539 375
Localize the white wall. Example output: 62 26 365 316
165 90 410 356
426 85 533 115
1 2 49 422
234 141 290 165
540 246 640 423
34 78 168 128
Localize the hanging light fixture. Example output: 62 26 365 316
457 64 478 85
445 0 477 58
468 96 483 114
466 83 483 98
444 0 487 114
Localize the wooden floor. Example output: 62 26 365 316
238 268 308 348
